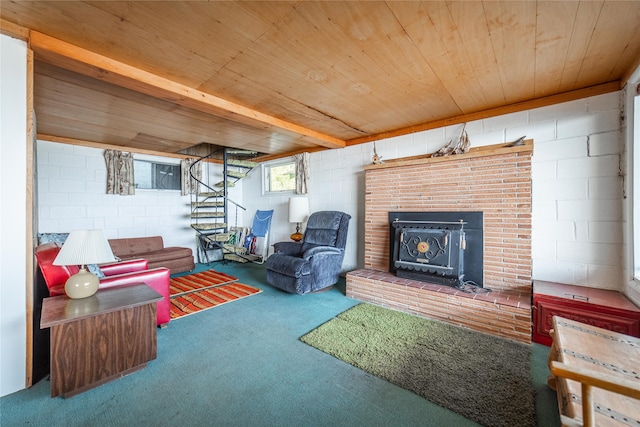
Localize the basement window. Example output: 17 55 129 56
134 159 181 191
263 161 296 193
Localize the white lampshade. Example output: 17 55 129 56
53 229 116 266
53 229 116 299
288 196 309 224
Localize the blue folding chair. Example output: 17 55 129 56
243 209 273 264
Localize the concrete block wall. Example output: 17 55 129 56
36 140 212 254
530 94 623 289
241 91 624 290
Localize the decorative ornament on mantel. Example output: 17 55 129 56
505 135 527 147
432 123 470 157
372 142 384 164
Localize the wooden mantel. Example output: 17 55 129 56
364 139 534 170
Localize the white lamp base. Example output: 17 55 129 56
64 267 100 299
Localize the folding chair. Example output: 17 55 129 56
225 209 273 264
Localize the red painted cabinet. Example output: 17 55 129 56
532 280 640 346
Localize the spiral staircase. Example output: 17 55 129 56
189 148 262 264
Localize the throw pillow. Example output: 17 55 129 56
37 232 69 245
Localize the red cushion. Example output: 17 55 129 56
100 258 148 276
99 268 171 326
34 243 79 292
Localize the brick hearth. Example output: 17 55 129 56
346 142 534 343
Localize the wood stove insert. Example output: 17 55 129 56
389 212 484 290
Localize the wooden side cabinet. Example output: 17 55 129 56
533 280 640 346
40 284 163 398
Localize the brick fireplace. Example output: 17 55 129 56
346 141 534 343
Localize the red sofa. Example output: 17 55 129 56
35 242 171 327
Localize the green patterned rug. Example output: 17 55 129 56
301 303 535 427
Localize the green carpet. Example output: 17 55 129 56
301 303 536 427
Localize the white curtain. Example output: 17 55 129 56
104 150 135 195
294 152 309 195
181 158 201 196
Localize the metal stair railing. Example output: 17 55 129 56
188 148 260 264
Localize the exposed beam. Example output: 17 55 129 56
29 31 346 150
37 134 224 164
253 146 326 163
39 132 327 166
347 81 621 145
25 46 35 388
0 18 29 41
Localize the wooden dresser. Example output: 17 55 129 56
533 280 640 346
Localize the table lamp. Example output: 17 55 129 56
288 196 309 242
53 229 116 299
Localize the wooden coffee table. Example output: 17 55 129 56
548 316 640 427
40 284 163 398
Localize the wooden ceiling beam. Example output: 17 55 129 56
347 81 622 145
37 133 224 164
0 18 29 41
29 31 346 150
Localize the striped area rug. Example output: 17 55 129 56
170 270 239 296
169 270 262 319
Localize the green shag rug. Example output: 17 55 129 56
300 303 535 427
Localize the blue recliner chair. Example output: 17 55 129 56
265 211 351 294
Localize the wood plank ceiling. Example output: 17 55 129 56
2 1 639 159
